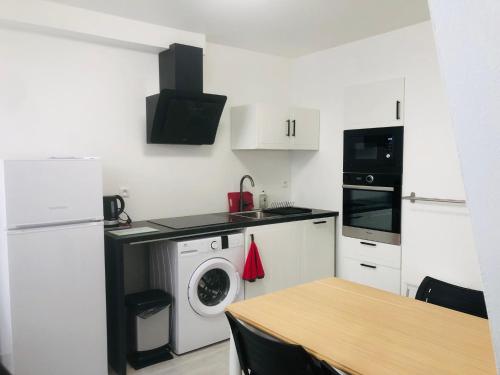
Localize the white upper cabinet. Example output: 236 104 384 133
344 78 405 129
231 104 320 150
289 107 320 150
258 104 290 149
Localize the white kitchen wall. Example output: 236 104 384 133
289 21 483 291
0 20 484 294
0 28 292 220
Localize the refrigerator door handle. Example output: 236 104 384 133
9 218 103 231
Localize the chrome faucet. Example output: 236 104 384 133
239 175 255 212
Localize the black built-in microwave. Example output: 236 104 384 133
343 126 404 174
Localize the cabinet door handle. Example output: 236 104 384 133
286 120 291 136
313 220 327 225
292 120 296 137
360 263 377 269
396 100 401 120
360 241 377 247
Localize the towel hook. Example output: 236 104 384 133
250 234 255 242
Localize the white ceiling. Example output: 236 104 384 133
48 0 430 57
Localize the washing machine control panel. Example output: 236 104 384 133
178 233 244 255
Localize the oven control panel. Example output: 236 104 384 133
343 173 401 187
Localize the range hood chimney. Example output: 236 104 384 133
146 44 227 145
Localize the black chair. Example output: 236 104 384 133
226 312 341 375
320 360 344 375
415 276 488 319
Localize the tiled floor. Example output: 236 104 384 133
127 341 229 375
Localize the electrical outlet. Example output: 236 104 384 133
120 187 130 198
282 180 289 189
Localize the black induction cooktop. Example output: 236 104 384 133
149 213 248 230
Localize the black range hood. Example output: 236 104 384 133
146 44 227 145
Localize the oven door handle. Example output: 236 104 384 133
342 184 395 192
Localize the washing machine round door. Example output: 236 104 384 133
188 258 240 317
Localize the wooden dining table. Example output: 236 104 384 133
226 278 496 375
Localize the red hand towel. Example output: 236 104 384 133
242 236 265 282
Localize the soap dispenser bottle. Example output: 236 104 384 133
259 190 268 209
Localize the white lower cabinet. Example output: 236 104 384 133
340 257 401 294
244 218 336 299
244 222 301 299
300 217 336 283
338 236 401 294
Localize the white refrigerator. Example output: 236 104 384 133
0 158 107 375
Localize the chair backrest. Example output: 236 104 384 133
226 312 339 375
415 276 488 319
320 360 343 375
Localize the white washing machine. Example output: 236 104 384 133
150 232 245 354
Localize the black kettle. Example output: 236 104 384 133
103 195 125 227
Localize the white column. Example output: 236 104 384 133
428 0 500 371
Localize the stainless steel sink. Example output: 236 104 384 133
231 210 279 220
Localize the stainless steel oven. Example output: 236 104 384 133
343 126 404 174
342 173 402 245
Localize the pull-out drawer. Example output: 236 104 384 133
340 235 401 269
340 256 401 294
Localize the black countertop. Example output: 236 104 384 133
105 208 338 244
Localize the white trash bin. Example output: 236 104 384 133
126 289 173 369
